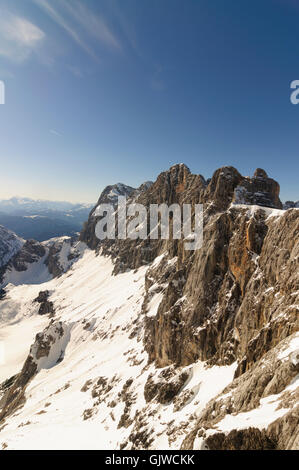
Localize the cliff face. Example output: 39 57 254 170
80 164 283 269
80 165 296 376
0 226 24 271
80 164 298 449
144 206 298 373
0 164 298 450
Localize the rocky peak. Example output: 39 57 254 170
137 164 193 206
203 166 243 210
253 168 268 178
95 182 135 208
80 164 284 257
233 168 282 209
284 200 299 210
80 183 136 250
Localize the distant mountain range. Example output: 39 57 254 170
0 197 94 242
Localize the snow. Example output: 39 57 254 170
277 333 299 363
230 204 286 219
146 290 164 318
0 197 93 214
0 315 48 382
214 395 289 434
0 233 297 450
0 249 240 450
1 251 51 288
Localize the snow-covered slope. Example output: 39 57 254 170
0 249 237 450
0 246 297 450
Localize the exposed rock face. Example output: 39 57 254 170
81 163 298 449
204 428 277 450
0 226 24 269
181 333 299 450
144 367 190 404
80 183 136 250
283 200 299 210
233 169 282 209
44 236 83 277
0 237 46 287
79 165 295 374
143 206 298 371
34 290 55 316
8 240 46 272
80 164 283 273
0 321 69 422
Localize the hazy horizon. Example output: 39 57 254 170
0 161 298 205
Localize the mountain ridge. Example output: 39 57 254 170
0 164 298 450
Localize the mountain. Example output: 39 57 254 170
283 200 299 209
0 165 298 450
0 197 92 214
0 226 24 270
0 197 94 242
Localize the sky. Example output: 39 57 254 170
0 0 298 203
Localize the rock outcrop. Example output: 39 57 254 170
233 168 282 209
34 290 55 316
0 237 46 287
181 333 299 450
0 321 69 422
0 225 24 274
8 240 46 272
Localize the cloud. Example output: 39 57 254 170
0 12 45 63
33 0 97 60
107 0 142 59
50 129 63 137
33 0 121 62
61 0 121 50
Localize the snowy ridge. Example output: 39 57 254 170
1 250 51 289
0 226 24 269
0 197 93 214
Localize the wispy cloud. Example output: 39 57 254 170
106 1 167 91
0 11 45 63
33 0 97 60
50 129 63 137
61 0 121 50
107 0 142 59
33 0 121 62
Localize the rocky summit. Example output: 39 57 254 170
0 164 298 450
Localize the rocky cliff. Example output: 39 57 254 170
0 164 298 450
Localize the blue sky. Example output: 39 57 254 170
0 0 298 203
